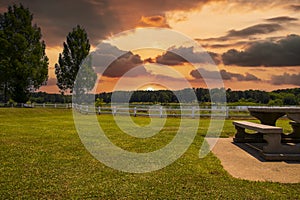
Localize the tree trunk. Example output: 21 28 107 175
4 82 7 104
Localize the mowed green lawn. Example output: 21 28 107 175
0 108 299 199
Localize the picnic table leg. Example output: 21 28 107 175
263 133 282 153
263 133 300 156
249 111 285 126
282 121 300 143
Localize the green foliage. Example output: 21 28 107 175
268 99 283 106
29 92 72 103
8 98 15 106
227 101 261 106
283 93 298 105
7 87 300 105
269 91 299 105
73 55 97 100
55 25 92 95
226 89 270 104
0 4 48 103
95 98 104 107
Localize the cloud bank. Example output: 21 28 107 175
92 43 146 78
154 46 220 65
271 73 300 86
222 34 300 66
190 69 261 81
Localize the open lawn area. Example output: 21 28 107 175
0 108 299 199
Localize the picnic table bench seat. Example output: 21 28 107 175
233 121 300 160
233 120 285 154
233 121 282 144
233 121 283 134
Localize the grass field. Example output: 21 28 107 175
0 108 299 199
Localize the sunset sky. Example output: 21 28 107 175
1 0 300 93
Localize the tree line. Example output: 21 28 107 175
1 87 297 106
96 88 300 105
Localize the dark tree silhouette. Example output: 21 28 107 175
0 4 48 103
55 25 92 95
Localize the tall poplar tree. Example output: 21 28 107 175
55 25 94 95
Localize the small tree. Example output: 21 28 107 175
0 4 48 103
73 55 97 103
55 25 91 95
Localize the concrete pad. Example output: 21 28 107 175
206 138 300 183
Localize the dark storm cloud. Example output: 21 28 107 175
156 51 186 66
190 68 222 80
190 69 261 81
231 72 261 81
91 43 128 68
155 46 220 65
227 24 283 38
200 41 252 49
222 34 300 66
271 72 300 86
197 23 284 46
103 52 146 78
0 0 121 46
91 42 147 78
0 0 211 47
265 16 298 23
199 36 287 49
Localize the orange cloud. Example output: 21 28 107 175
138 15 170 28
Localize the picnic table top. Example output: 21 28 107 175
248 106 300 113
